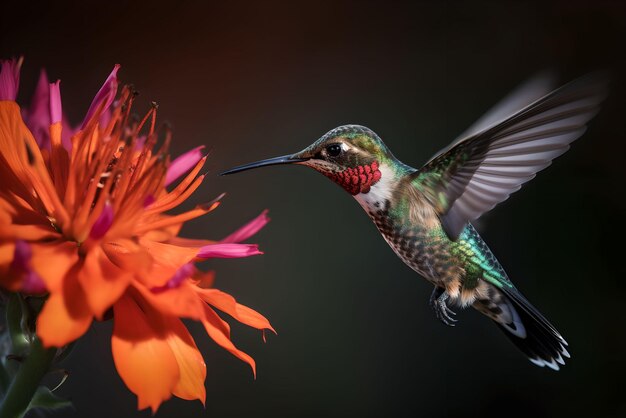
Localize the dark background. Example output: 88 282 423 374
2 1 625 417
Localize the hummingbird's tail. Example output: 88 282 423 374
474 286 570 370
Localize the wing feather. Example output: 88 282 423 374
415 73 608 239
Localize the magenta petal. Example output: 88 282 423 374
221 210 270 243
165 145 205 186
0 57 22 101
134 135 147 151
30 69 49 114
81 64 120 129
11 240 32 271
90 203 114 239
151 263 195 293
143 194 156 208
49 80 62 124
99 107 112 130
11 240 46 294
22 270 47 294
60 116 74 151
197 243 262 259
23 69 51 148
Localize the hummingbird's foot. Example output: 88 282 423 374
429 286 457 327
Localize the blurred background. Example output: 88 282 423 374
1 1 625 417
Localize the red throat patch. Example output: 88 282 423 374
323 161 382 195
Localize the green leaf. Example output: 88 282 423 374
0 338 57 418
0 360 10 395
6 294 30 356
27 386 73 412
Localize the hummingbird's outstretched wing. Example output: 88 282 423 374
427 71 557 161
414 73 608 240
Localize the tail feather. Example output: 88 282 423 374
474 286 569 370
496 297 569 370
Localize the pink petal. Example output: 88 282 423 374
49 80 62 124
143 194 156 208
134 135 147 151
221 210 270 243
11 240 32 271
24 69 51 148
60 116 75 152
22 269 47 294
81 64 120 129
99 107 113 130
151 263 195 293
90 203 114 239
0 57 22 101
165 146 205 187
11 240 46 294
197 243 262 259
30 69 49 113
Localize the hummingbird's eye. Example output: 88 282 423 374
326 143 342 157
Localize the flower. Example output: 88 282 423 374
0 58 274 412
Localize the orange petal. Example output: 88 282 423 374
0 102 69 227
4 224 60 241
133 280 205 321
101 239 152 276
192 269 215 288
166 236 215 248
0 199 60 242
164 316 206 404
137 238 199 286
29 241 78 292
0 242 17 289
77 246 132 318
198 288 275 333
111 293 179 413
0 102 41 191
202 305 256 377
140 223 181 242
37 264 92 347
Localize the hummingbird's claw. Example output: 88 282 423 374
436 303 458 327
429 286 458 327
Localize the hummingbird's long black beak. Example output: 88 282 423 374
220 154 310 175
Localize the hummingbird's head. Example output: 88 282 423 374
221 125 395 195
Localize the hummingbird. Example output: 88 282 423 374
221 73 607 370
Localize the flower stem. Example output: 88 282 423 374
0 337 56 418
